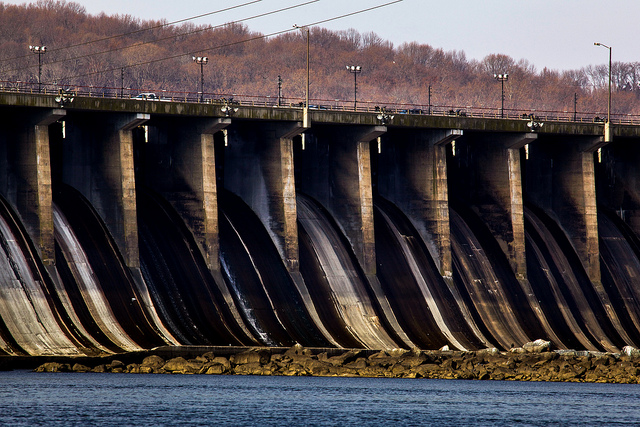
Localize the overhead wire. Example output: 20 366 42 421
0 0 263 64
8 0 320 75
63 0 404 81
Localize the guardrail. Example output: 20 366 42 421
1 81 638 125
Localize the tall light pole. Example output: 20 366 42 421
29 45 47 93
594 42 612 125
192 56 208 103
293 24 310 127
493 72 509 118
293 24 309 108
346 65 362 111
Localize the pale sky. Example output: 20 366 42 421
3 0 638 71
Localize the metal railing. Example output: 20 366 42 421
1 80 638 125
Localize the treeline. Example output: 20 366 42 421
1 0 639 117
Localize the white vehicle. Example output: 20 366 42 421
133 92 159 100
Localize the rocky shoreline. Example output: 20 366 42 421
20 341 640 384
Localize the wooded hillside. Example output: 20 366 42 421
1 0 639 119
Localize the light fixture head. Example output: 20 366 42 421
192 56 209 64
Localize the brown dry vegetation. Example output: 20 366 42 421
2 0 640 119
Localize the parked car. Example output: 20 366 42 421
133 92 159 100
399 108 424 115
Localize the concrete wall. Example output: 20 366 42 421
2 98 640 286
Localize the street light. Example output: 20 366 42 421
29 45 47 93
594 42 612 126
493 72 509 118
346 65 362 111
192 56 209 103
293 24 310 109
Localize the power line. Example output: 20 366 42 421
0 0 262 64
26 0 320 74
4 0 320 76
65 1 404 81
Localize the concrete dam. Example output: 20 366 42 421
3 92 640 356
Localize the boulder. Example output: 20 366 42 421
326 349 363 366
622 346 640 358
344 358 368 370
106 360 125 373
204 364 228 375
126 364 141 374
141 355 165 370
162 357 202 374
230 349 270 366
387 348 409 358
34 362 70 373
478 347 500 356
523 339 551 353
234 362 273 376
305 359 332 376
399 354 427 369
211 357 231 369
72 363 91 373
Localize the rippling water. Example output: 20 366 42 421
1 371 639 426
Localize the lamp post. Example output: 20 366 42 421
346 65 362 111
293 24 310 128
192 56 208 103
493 72 508 118
594 42 612 125
29 45 47 93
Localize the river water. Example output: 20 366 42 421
1 371 639 426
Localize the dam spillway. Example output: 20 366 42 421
2 93 640 355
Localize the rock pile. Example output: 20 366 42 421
33 343 640 384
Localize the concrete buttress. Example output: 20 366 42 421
377 128 462 277
449 132 535 280
62 112 147 268
143 117 230 271
296 125 386 275
222 121 307 270
526 135 605 283
0 108 65 264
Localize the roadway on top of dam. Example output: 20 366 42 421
4 91 640 138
